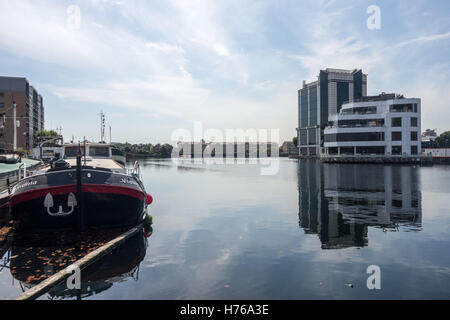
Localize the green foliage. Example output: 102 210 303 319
114 142 174 158
145 214 153 225
36 130 59 137
292 136 298 147
435 131 450 148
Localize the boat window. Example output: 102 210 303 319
43 150 55 157
90 147 110 157
65 146 83 157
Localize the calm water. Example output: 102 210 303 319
1 158 450 299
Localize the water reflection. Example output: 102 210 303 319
298 160 422 249
6 226 151 300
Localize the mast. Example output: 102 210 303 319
13 101 17 151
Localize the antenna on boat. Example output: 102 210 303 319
99 111 105 143
76 141 85 231
83 136 87 166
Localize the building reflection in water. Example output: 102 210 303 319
298 160 422 249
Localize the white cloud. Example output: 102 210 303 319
395 31 450 48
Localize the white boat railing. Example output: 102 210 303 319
126 161 141 180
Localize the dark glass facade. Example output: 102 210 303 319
334 118 384 128
325 132 385 142
336 82 349 114
309 86 318 126
390 104 417 113
300 89 308 128
308 128 316 145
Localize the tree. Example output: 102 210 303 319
435 131 450 148
292 136 298 147
36 130 59 137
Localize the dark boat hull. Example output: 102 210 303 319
9 168 147 231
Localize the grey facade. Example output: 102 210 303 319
0 76 44 151
297 68 367 156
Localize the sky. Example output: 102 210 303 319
0 0 449 144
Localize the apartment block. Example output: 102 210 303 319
323 93 421 157
0 76 44 151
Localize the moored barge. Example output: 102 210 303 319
9 143 152 231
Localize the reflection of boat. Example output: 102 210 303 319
9 143 153 231
10 226 149 299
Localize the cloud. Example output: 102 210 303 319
395 31 450 48
0 0 449 143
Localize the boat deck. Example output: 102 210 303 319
65 158 124 170
0 158 41 175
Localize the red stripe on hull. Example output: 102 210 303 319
10 184 145 206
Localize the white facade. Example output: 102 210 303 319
423 148 450 158
323 94 421 157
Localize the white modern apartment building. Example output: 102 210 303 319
323 93 421 157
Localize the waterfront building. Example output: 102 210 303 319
297 68 367 156
0 76 44 151
323 93 421 157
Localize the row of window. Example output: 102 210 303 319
325 131 418 143
392 117 418 127
392 146 418 155
65 146 110 157
390 103 418 113
391 131 418 141
329 118 385 128
340 106 377 115
325 132 385 142
328 145 419 155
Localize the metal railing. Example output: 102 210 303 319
126 161 141 180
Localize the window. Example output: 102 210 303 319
411 146 418 155
391 117 402 127
356 146 385 155
337 119 384 128
392 146 402 155
0 92 4 97
411 131 418 141
89 146 110 157
325 132 385 142
411 117 418 127
64 147 84 157
0 103 4 108
390 104 414 112
392 132 402 141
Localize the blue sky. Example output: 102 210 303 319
0 0 449 144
